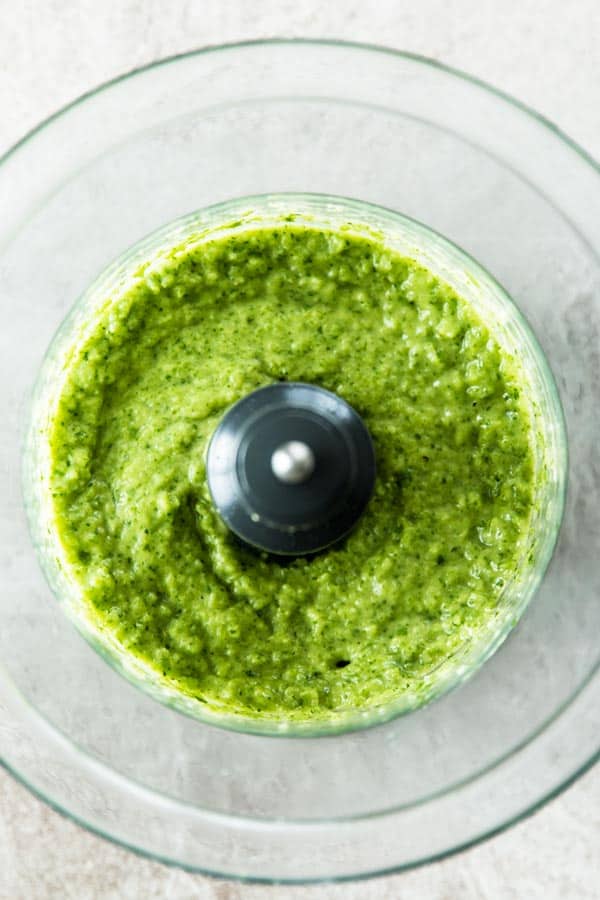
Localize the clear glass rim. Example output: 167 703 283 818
2 38 599 180
0 38 598 881
2 735 598 887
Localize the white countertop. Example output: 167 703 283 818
1 2 599 897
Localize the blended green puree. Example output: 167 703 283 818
48 224 535 720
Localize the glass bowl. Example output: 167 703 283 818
1 40 599 882
24 192 566 737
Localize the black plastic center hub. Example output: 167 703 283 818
206 382 376 556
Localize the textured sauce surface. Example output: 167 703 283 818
47 225 536 720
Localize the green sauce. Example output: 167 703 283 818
47 225 535 720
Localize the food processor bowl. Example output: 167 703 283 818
0 41 598 881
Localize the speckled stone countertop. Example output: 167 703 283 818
1 2 599 898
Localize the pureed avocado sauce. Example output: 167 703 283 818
46 223 536 721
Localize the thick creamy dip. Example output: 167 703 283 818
47 224 536 721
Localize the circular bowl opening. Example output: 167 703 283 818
24 192 567 737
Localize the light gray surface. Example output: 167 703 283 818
1 1 599 897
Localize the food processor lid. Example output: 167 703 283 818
206 382 376 555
